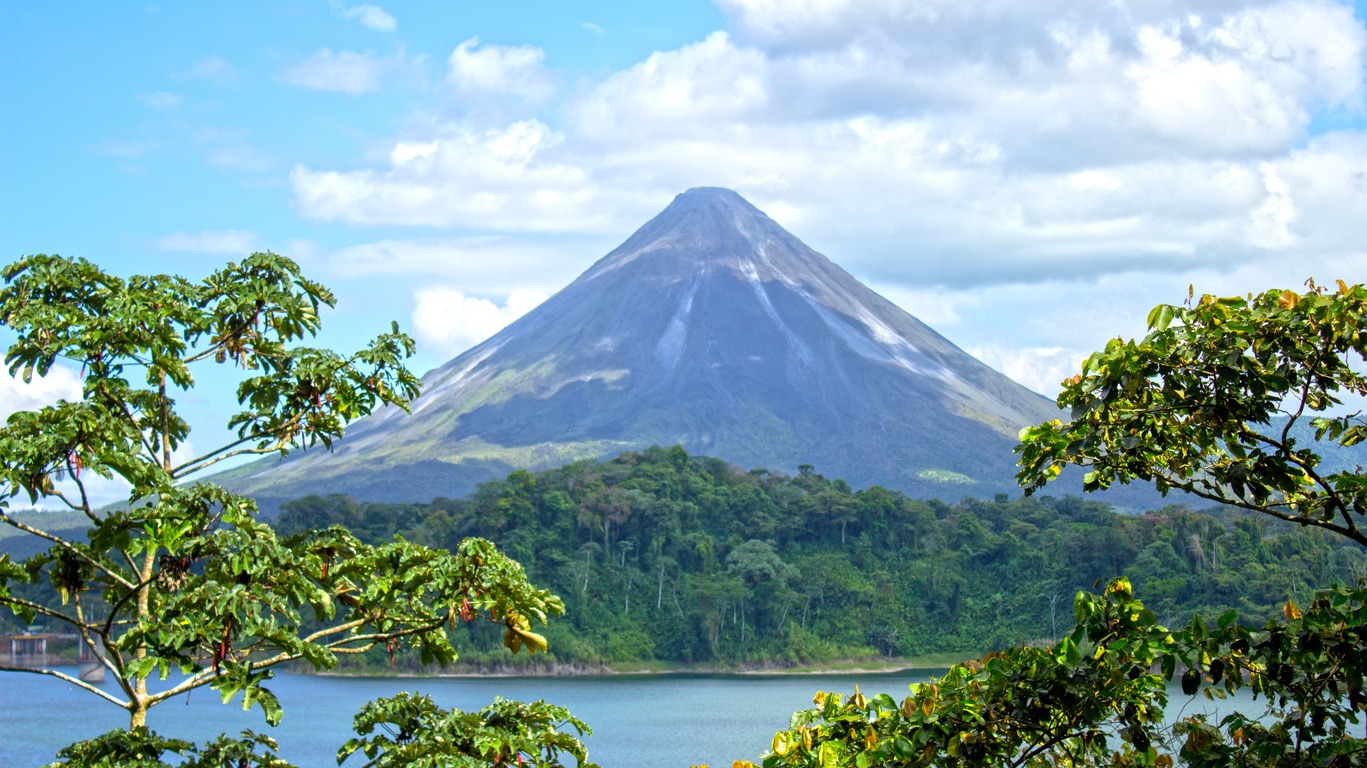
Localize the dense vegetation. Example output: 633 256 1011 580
274 444 1365 671
751 283 1367 767
0 254 586 767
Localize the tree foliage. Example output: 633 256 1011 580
270 450 1363 670
0 254 583 765
738 283 1367 768
1017 282 1367 546
745 579 1367 768
338 692 597 768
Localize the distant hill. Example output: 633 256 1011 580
267 447 1367 669
221 188 1072 508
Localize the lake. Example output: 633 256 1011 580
2 667 1261 767
5 667 937 767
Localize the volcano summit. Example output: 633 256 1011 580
230 188 1060 506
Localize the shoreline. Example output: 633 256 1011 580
309 656 969 680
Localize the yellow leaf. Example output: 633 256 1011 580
772 733 790 756
1278 290 1299 309
850 685 866 709
1283 600 1302 620
503 625 548 654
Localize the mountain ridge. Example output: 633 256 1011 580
226 188 1063 507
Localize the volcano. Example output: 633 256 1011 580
229 188 1061 506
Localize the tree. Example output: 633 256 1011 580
0 254 579 763
338 693 595 768
753 579 1175 768
1017 281 1367 546
742 578 1367 768
740 283 1367 768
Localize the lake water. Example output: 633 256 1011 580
2 667 1264 767
4 668 939 767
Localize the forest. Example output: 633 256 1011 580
270 444 1367 672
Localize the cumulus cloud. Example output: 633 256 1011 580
411 288 548 357
570 32 767 138
282 49 405 94
0 369 215 508
154 230 257 254
447 38 557 102
967 343 1089 397
0 366 82 421
342 4 396 32
291 121 617 229
290 0 1367 366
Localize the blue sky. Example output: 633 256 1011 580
3 1 1366 502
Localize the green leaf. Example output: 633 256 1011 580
1146 304 1176 332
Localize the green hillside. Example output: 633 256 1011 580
272 446 1366 672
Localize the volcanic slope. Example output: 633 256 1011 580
228 188 1062 507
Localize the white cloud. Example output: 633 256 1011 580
411 288 548 357
288 0 1367 360
570 32 767 138
0 369 215 508
281 49 403 95
967 343 1089 398
1249 162 1301 248
323 236 584 286
0 366 82 421
447 37 556 102
175 55 239 85
291 121 614 229
154 230 257 254
343 4 397 32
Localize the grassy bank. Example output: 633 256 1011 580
313 653 973 678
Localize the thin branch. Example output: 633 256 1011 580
145 668 220 704
73 593 122 682
55 453 94 516
159 372 171 473
0 595 82 627
170 407 311 479
172 443 292 479
0 663 129 708
1244 426 1348 519
1168 482 1367 547
112 399 160 462
0 513 136 590
144 614 449 706
301 617 371 644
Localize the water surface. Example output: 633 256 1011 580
2 668 940 767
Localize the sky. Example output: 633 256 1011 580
2 0 1366 500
